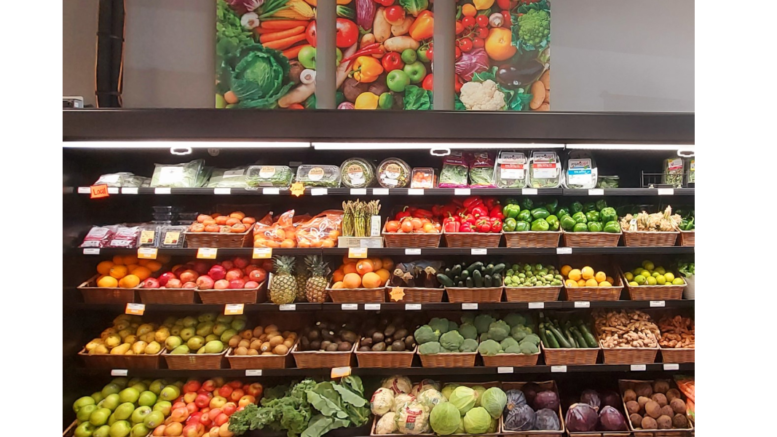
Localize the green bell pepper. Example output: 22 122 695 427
595 199 608 211
543 199 558 214
546 215 559 230
556 208 569 219
572 212 588 224
531 218 550 231
515 221 530 232
503 217 517 232
585 211 600 223
518 210 532 222
600 207 617 223
587 221 603 232
603 221 621 233
560 215 577 231
573 223 589 232
503 204 520 219
504 198 519 206
521 198 534 211
583 202 597 213
570 202 583 214
531 207 550 220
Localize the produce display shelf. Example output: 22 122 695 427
562 188 695 196
81 247 695 256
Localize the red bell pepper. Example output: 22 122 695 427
476 218 492 233
395 206 413 221
443 214 460 233
490 217 503 232
489 206 505 220
412 208 434 219
463 196 482 209
460 222 473 232
471 205 488 218
460 213 476 225
484 197 498 209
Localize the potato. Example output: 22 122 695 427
391 17 413 36
384 36 420 53
373 7 391 43
529 81 546 110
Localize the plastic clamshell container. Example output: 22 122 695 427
246 165 293 187
295 165 341 187
410 167 436 188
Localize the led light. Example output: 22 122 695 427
566 144 694 151
64 141 311 149
312 142 564 150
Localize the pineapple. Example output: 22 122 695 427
269 256 296 305
294 257 312 302
305 255 330 303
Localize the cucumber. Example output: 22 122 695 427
483 264 495 275
450 265 462 277
491 263 506 274
545 329 560 348
466 261 483 274
493 273 502 286
547 325 572 348
538 323 549 346
457 281 464 287
459 270 469 281
444 267 451 275
562 327 576 348
466 277 474 288
436 274 454 288
483 275 492 287
472 269 483 287
579 324 598 348
570 327 588 349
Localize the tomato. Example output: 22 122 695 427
455 46 462 59
454 75 464 93
426 45 433 61
472 37 485 49
501 11 512 26
400 219 413 233
375 0 394 6
476 27 489 39
461 16 475 28
497 0 519 10
384 5 406 24
336 18 358 48
386 220 401 232
476 15 489 28
305 21 317 47
422 74 433 91
458 38 473 53
455 21 465 35
288 103 304 110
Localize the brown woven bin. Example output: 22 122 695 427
356 345 417 368
622 231 678 247
291 343 355 368
619 379 694 437
78 274 137 304
138 287 196 304
541 342 599 366
383 224 441 248
504 230 561 248
568 431 630 437
418 351 476 368
445 286 503 303
481 352 540 367
163 348 227 370
370 417 432 437
184 228 252 248
226 344 295 369
78 348 163 369
444 231 502 248
385 287 444 303
501 381 565 437
660 348 695 364
505 286 561 302
562 231 621 247
600 341 658 365
624 273 686 301
198 282 266 304
678 230 694 247
329 287 385 303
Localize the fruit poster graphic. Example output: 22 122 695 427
456 0 550 111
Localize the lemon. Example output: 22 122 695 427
641 269 652 278
655 266 666 275
599 281 612 287
561 265 572 277
595 272 607 283
632 268 642 276
642 260 655 271
652 271 661 278
629 281 639 286
625 272 634 281
664 272 675 282
672 278 685 285
568 269 582 281
582 267 595 280
585 278 598 287
656 275 666 285
634 275 646 285
647 276 657 285
565 280 578 288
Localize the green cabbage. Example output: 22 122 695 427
441 384 459 401
230 44 294 108
399 0 429 17
480 388 507 419
429 402 461 436
463 407 491 434
448 387 475 415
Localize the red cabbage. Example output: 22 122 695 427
532 390 559 411
521 383 541 404
580 389 601 411
599 406 628 431
356 0 377 31
227 0 265 15
565 403 598 432
503 404 535 431
455 48 489 81
535 408 560 431
600 391 622 409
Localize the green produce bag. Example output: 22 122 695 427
531 219 550 231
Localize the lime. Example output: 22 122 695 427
629 281 638 286
664 272 675 282
642 260 655 270
641 269 651 277
625 272 634 281
632 268 642 276
646 276 657 285
672 278 685 285
652 271 661 278
634 275 646 285
655 266 666 275
656 275 666 285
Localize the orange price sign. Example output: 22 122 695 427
137 248 158 259
90 184 110 199
253 248 272 259
224 304 244 315
197 248 218 259
290 182 305 197
348 247 368 259
125 303 145 316
330 366 352 379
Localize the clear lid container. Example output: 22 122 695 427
150 159 204 188
340 158 376 188
662 158 684 187
246 165 294 188
376 158 411 188
410 168 436 189
137 225 160 247
295 165 341 187
596 175 620 188
564 151 598 189
496 151 527 188
158 226 188 248
528 151 562 188
207 167 250 188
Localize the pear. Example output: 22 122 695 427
114 320 131 331
141 333 156 343
179 328 195 341
198 313 216 323
162 316 177 328
195 322 214 337
170 326 182 336
204 340 224 354
86 338 104 352
170 345 190 355
187 336 205 351
101 328 117 339
136 324 154 336
197 347 206 354
123 335 137 345
205 334 219 343
92 344 109 355
215 315 233 324
117 329 132 340
154 328 170 343
212 323 229 337
105 334 122 348
182 317 198 327
124 350 134 355
131 341 147 355
111 344 131 355
220 329 237 343
144 341 161 355
165 336 182 351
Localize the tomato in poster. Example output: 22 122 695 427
381 52 404 72
336 18 358 48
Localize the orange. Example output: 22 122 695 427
342 263 358 275
381 257 395 271
560 265 572 277
137 259 149 266
298 240 312 248
581 267 595 280
462 3 477 17
565 279 577 288
230 211 246 220
585 278 598 287
362 272 382 288
145 260 163 272
370 258 383 270
595 272 607 283
331 281 345 289
375 268 391 284
216 216 229 225
321 239 335 247
485 28 516 61
332 268 345 283
109 265 128 279
356 260 374 276
606 276 615 284
123 255 139 265
97 276 119 288
568 269 582 281
126 264 140 273
280 239 296 248
342 255 357 265
343 273 362 289
131 266 152 281
577 279 586 287
119 274 140 289
599 281 612 287
226 218 240 226
96 261 114 275
112 255 125 265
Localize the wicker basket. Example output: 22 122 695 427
619 379 694 437
600 341 658 364
660 348 695 363
383 223 441 248
565 269 624 301
562 231 621 247
541 342 600 366
226 344 295 369
503 230 561 248
138 287 196 304
197 282 266 304
184 228 252 248
385 287 444 303
63 421 77 437
78 348 163 369
481 351 540 367
163 348 227 370
418 351 477 368
78 274 137 304
622 231 678 247
501 381 565 437
291 343 355 368
677 230 694 247
356 345 417 368
504 285 561 302
445 286 503 303
623 272 686 301
329 287 385 303
370 416 432 437
567 431 631 437
443 231 502 248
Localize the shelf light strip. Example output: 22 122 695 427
311 142 565 150
566 144 694 151
63 141 311 149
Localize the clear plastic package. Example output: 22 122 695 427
295 165 341 187
565 151 598 189
376 158 411 188
438 152 469 188
80 225 118 248
411 168 436 189
137 225 160 247
687 158 695 184
496 151 527 188
468 152 497 188
340 158 376 188
196 167 213 187
596 175 620 188
206 167 249 188
246 165 293 188
158 226 188 248
93 173 139 187
150 159 204 188
528 151 562 188
108 226 140 248
663 158 684 187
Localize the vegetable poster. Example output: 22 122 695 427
216 0 549 111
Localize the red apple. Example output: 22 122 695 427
208 426 219 437
170 407 189 423
209 396 227 409
184 392 197 403
227 380 242 389
158 272 177 286
222 402 237 416
208 265 227 281
220 260 234 270
246 383 263 398
184 380 202 393
167 278 183 289
233 257 249 269
242 385 250 393
196 275 215 290
260 260 273 272
180 269 199 284
186 402 198 414
217 385 233 398
195 394 211 409
198 388 210 396
183 423 204 437
236 406 245 413
247 268 267 283
213 414 229 427
173 265 189 277
212 377 225 387
200 407 210 415
201 380 216 392
199 411 213 428
243 265 259 275
225 268 244 281
193 261 212 275
214 280 230 290
243 281 259 289
186 412 202 425
208 408 222 420
238 395 256 407
229 389 244 403
183 282 197 289
228 279 245 289
143 277 161 289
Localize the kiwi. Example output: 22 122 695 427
656 415 672 429
358 346 371 351
307 330 319 340
394 328 408 340
326 343 339 352
651 393 668 407
666 388 681 402
337 341 352 351
635 383 653 398
301 336 310 349
384 324 396 337
652 380 670 394
404 335 415 348
373 332 385 343
391 340 405 351
320 340 331 351
340 330 358 343
670 398 686 414
360 337 373 347
372 342 386 351
623 389 637 402
629 413 642 428
626 401 640 414
645 401 661 419
641 416 657 430
309 340 321 350
672 413 689 428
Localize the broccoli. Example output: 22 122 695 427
520 334 541 346
519 342 539 355
500 337 519 350
418 341 442 355
503 313 527 328
477 339 502 356
487 320 510 342
474 314 496 334
510 325 530 341
457 323 478 340
448 321 458 331
504 344 522 354
440 330 464 352
414 325 440 344
460 314 474 325
459 338 478 352
479 333 490 342
429 317 451 335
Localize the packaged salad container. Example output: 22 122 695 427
340 158 376 188
93 173 143 187
663 158 684 187
207 167 249 188
438 152 469 188
596 175 620 188
565 151 598 189
496 151 528 188
295 165 341 188
528 151 562 188
150 159 204 188
410 168 436 189
246 165 293 188
469 152 496 188
376 158 411 188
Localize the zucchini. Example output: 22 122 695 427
466 261 483 274
570 327 588 349
336 5 355 19
491 263 506 274
466 277 474 288
538 323 549 346
436 274 454 288
483 275 492 287
450 265 462 277
545 329 560 348
472 269 483 287
578 324 598 348
483 264 495 275
562 327 576 348
547 325 572 348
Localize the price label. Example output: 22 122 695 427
389 287 405 302
107 187 120 194
90 184 109 199
574 301 590 308
658 188 675 195
348 247 368 258
331 366 352 378
279 304 296 311
197 248 218 259
137 248 158 259
551 365 568 373
350 188 367 195
311 188 328 196
522 188 538 195
405 303 422 311
125 303 145 316
497 367 514 374
83 248 100 255
663 363 680 371
78 187 91 194
588 189 604 196
630 364 647 371
364 304 381 311
253 248 272 259
373 188 389 195
408 189 424 195
405 249 421 255
462 303 478 310
528 302 545 309
556 247 572 255
245 369 263 376
111 369 128 376
225 304 244 315
290 182 305 197
650 300 666 307
214 188 231 195
122 187 138 194
471 248 487 255
454 188 471 196
341 304 358 311
263 188 280 195
154 187 171 195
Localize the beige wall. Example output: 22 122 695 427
63 0 99 107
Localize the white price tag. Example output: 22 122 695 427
122 187 138 194
497 367 514 374
78 187 91 194
630 364 647 371
107 187 119 194
471 248 487 255
461 303 478 310
455 188 471 196
551 365 568 373
263 188 280 195
373 188 390 195
214 188 231 195
663 363 680 371
83 248 100 255
350 188 367 195
650 301 666 307
225 304 244 315
658 188 675 195
528 302 545 309
341 304 358 311
405 304 422 311
245 370 263 376
405 249 421 255
154 187 171 195
279 304 296 311
311 188 328 196
522 188 538 195
111 369 128 376
588 189 604 196
574 301 590 308
125 303 145 316
408 189 424 195
556 247 572 255
364 304 381 311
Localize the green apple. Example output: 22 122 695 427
163 316 178 327
118 388 140 404
403 61 426 84
93 425 111 437
101 383 121 398
231 319 246 331
75 422 96 437
131 406 152 424
378 93 393 110
74 396 96 412
336 48 343 66
400 48 417 64
113 403 135 421
149 379 167 395
111 377 129 389
89 408 112 427
386 70 411 92
137 391 157 407
99 394 120 411
417 46 430 63
298 46 317 69
91 392 105 404
130 423 149 437
129 382 148 393
172 381 184 389
198 313 216 323
159 385 180 402
144 411 165 429
152 401 171 416
77 405 98 423
127 378 142 387
109 420 132 437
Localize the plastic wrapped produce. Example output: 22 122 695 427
340 158 376 188
411 168 436 189
377 158 411 188
596 175 619 188
150 159 204 188
206 167 249 188
93 172 142 187
296 165 341 187
496 151 528 188
158 225 187 248
246 165 293 188
107 226 140 248
438 152 469 188
468 152 497 188
565 151 598 189
80 225 118 248
136 224 160 247
528 151 562 188
663 158 684 187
